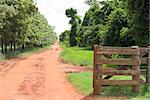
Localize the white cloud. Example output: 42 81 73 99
36 0 89 35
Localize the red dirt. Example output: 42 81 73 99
0 42 127 100
0 42 82 100
58 59 91 73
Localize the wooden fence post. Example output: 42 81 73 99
93 45 97 94
131 46 141 92
93 45 102 95
147 46 150 84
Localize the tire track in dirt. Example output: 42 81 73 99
0 42 126 100
17 63 45 96
12 54 46 100
0 42 83 100
0 59 19 79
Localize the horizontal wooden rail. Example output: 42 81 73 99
101 46 139 49
140 69 147 74
95 80 140 85
141 57 148 64
140 48 149 50
96 49 140 55
93 45 142 95
140 48 149 55
96 58 140 65
99 69 140 75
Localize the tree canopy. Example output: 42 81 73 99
0 0 56 53
60 0 149 48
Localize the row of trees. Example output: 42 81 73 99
60 0 149 48
0 0 56 53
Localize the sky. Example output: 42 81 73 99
36 0 90 35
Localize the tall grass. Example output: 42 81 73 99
68 72 150 99
62 46 150 99
60 46 93 68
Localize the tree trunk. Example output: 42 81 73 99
14 42 16 50
4 44 7 53
1 39 4 53
10 42 13 52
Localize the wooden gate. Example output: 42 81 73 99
140 47 150 84
93 45 141 95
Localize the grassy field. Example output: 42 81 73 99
0 46 51 60
68 72 93 94
68 72 150 99
61 46 150 99
60 46 93 68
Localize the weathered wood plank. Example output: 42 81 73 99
141 57 148 64
132 47 141 92
102 46 139 49
93 45 97 93
101 69 140 75
140 48 149 57
93 45 102 95
96 49 140 55
141 69 147 75
93 45 142 94
95 80 140 85
103 66 129 80
96 58 139 65
146 46 150 84
140 48 149 51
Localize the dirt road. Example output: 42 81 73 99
0 42 83 100
0 42 127 100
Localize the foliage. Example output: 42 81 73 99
30 12 56 46
59 30 70 46
60 0 149 48
65 8 81 47
126 0 149 46
0 0 56 54
78 5 103 48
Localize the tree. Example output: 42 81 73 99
78 4 103 48
0 0 56 53
85 0 98 6
65 8 81 47
59 30 70 46
103 8 128 46
126 0 149 46
60 0 149 48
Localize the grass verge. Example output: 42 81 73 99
0 46 51 60
68 72 93 94
60 46 93 68
61 45 150 99
68 72 150 99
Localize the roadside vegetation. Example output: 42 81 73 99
60 45 150 98
68 72 150 99
0 45 51 60
59 0 149 98
60 45 93 68
60 0 149 48
0 0 56 59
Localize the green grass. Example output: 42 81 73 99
0 45 51 60
60 46 131 69
68 72 150 99
61 45 150 99
60 46 93 68
67 72 93 94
